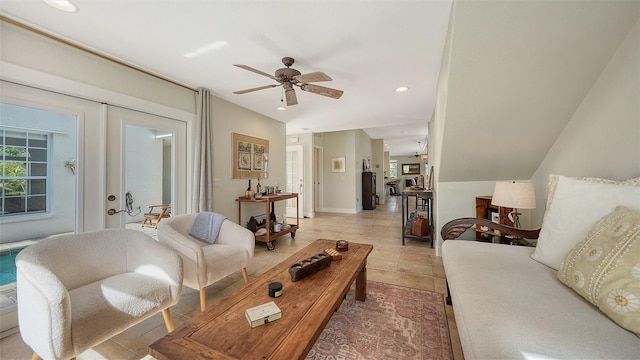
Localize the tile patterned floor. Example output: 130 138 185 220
0 196 463 360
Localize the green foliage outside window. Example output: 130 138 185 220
389 161 398 178
0 130 48 215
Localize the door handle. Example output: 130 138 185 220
107 208 128 215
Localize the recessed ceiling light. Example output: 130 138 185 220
182 41 229 58
42 0 78 12
301 128 311 131
277 107 286 111
395 86 409 93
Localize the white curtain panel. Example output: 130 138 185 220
192 88 214 212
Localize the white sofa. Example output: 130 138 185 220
441 175 640 359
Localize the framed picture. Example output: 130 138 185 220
331 157 346 173
232 133 269 179
487 209 501 236
488 209 500 223
402 163 420 175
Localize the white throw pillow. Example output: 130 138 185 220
531 175 640 270
545 174 640 210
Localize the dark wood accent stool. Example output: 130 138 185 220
149 239 373 360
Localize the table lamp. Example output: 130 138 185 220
491 181 536 228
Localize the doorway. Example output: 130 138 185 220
313 146 323 213
286 145 303 219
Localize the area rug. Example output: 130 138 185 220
306 281 453 360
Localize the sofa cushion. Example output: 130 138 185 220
443 240 640 359
69 273 173 354
558 206 640 336
532 175 640 270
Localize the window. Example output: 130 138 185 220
0 130 49 216
389 160 398 178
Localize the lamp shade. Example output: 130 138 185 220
491 181 536 209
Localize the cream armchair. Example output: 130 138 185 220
16 229 183 360
157 214 255 312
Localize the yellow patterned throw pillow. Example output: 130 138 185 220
558 206 640 336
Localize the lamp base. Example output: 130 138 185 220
507 210 522 228
507 210 523 245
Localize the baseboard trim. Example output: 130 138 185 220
319 208 358 214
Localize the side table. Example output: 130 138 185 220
401 189 433 247
236 193 299 250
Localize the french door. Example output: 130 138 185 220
105 106 187 228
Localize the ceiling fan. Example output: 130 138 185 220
408 141 429 163
233 57 344 106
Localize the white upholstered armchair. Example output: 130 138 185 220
16 229 183 360
157 213 255 311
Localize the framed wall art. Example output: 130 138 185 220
232 133 269 179
331 157 346 173
401 163 420 175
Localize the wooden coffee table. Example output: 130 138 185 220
149 239 373 360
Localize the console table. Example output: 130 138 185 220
401 189 433 247
237 193 299 250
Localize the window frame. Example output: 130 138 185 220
389 160 398 179
0 128 51 218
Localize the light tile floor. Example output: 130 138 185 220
0 195 463 360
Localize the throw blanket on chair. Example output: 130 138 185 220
189 212 227 243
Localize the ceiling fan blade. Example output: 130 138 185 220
294 71 332 83
285 88 298 106
233 64 278 81
233 84 278 94
300 84 344 99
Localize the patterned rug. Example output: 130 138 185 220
307 281 453 360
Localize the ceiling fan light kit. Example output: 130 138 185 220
234 57 343 106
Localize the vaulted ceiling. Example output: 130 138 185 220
438 0 639 182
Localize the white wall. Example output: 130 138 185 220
322 131 357 213
530 20 640 224
438 1 639 183
211 97 286 225
355 130 373 212
0 21 194 114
